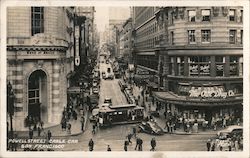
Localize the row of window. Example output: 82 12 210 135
135 8 155 28
169 29 243 45
136 36 160 49
185 9 243 23
136 55 158 70
136 22 158 39
168 56 243 77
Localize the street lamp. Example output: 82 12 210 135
7 81 15 151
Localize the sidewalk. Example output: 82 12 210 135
131 84 218 136
15 111 89 138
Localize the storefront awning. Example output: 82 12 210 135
153 91 243 107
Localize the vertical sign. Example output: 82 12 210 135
75 26 80 66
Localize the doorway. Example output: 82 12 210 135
28 70 47 122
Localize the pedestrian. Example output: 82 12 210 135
92 124 96 134
150 138 156 151
127 133 133 144
138 138 143 151
37 126 41 137
132 127 136 138
67 123 72 134
81 116 85 131
206 139 211 151
47 130 52 141
211 142 215 151
164 111 167 119
222 117 227 128
107 145 111 151
88 138 94 151
124 140 129 151
29 128 33 139
40 120 44 130
135 137 140 150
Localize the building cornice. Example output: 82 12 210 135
7 45 68 52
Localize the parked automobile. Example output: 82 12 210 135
92 79 98 87
104 73 114 80
118 80 127 91
104 98 112 106
102 72 106 79
138 121 164 135
92 87 99 95
217 125 243 139
89 108 99 122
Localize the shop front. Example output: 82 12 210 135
153 85 243 126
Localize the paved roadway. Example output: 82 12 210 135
58 62 214 151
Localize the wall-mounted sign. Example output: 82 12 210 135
26 51 55 55
189 86 234 99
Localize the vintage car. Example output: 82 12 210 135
89 108 99 122
138 121 164 135
217 125 243 139
92 87 99 95
104 98 112 106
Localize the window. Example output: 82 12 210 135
188 56 210 76
240 30 243 44
31 7 44 36
170 12 174 24
169 57 175 75
201 30 211 43
229 30 236 44
240 10 243 22
229 9 236 21
188 30 196 44
229 56 239 76
215 56 224 76
170 31 174 45
177 57 184 76
188 10 196 22
202 9 211 21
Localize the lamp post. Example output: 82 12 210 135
7 82 15 151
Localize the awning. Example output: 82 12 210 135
67 86 80 93
147 81 158 89
137 52 155 55
153 91 243 107
168 49 242 56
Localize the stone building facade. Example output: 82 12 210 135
7 7 76 130
132 6 243 124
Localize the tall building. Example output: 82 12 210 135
132 6 243 124
6 7 86 130
76 7 95 58
132 7 160 88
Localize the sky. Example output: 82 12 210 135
95 7 130 32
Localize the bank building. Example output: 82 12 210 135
6 7 90 130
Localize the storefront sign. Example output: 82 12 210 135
189 86 234 99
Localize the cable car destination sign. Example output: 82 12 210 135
189 86 234 99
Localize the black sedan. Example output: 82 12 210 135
138 121 164 135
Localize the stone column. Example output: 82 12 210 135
51 59 61 124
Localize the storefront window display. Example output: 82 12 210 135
229 56 240 76
177 57 184 76
188 56 210 76
215 56 225 77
